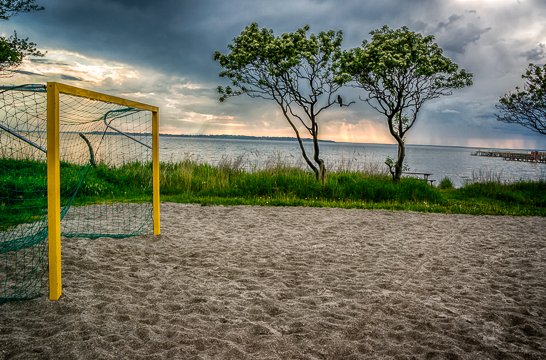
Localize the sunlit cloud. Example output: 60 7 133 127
5 53 224 137
323 120 395 144
204 114 234 121
178 83 202 90
16 50 139 85
120 92 156 98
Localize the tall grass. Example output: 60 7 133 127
158 155 546 216
2 155 545 217
159 154 440 204
454 168 546 208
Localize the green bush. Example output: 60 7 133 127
438 176 455 189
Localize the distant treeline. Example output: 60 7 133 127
160 134 335 143
59 132 335 143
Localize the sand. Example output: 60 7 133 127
1 202 545 359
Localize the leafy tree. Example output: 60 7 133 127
0 0 43 20
0 31 43 75
214 22 352 182
495 63 546 135
337 25 473 182
0 0 44 76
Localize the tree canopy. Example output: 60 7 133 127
337 25 473 181
0 0 44 76
214 22 351 181
0 31 43 75
0 0 43 20
495 63 546 135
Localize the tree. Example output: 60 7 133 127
337 25 473 182
495 63 546 135
0 0 43 20
0 0 44 76
0 31 43 75
214 22 352 182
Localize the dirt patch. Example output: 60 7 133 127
1 203 545 359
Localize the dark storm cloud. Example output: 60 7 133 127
30 58 70 66
409 20 428 33
9 69 43 76
0 0 483 86
520 43 545 61
2 0 445 81
60 74 83 81
3 0 214 80
434 21 491 54
1 0 545 148
437 13 465 30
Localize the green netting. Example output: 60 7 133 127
1 84 154 304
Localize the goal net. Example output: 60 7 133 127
0 83 159 303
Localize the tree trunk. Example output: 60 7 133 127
281 106 319 179
296 130 320 180
394 139 405 182
386 112 406 183
311 121 326 183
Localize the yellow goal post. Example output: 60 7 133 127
46 82 160 300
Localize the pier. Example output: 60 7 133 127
471 150 546 163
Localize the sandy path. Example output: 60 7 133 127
1 203 545 359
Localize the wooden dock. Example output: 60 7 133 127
471 150 546 163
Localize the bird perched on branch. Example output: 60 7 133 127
337 95 342 107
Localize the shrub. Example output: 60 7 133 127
438 176 455 189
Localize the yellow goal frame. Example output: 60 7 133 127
46 82 160 300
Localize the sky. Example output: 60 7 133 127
1 0 546 149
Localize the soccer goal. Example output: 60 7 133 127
0 82 160 303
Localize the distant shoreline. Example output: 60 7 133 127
158 134 545 151
159 133 336 143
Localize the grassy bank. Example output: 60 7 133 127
159 159 546 216
2 158 545 217
0 159 152 229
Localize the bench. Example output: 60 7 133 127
402 172 436 186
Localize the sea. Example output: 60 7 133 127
158 136 546 188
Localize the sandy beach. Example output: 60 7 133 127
1 202 545 359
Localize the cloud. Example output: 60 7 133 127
520 43 545 61
30 58 70 66
61 74 83 81
442 109 460 114
437 14 465 30
437 22 491 54
2 0 546 149
15 50 139 84
409 20 428 33
9 69 44 76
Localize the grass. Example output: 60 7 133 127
0 159 152 230
158 157 546 216
1 156 545 219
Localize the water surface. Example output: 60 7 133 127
158 136 546 188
